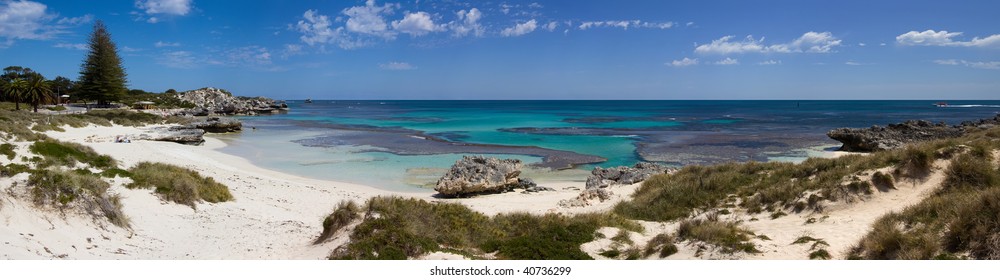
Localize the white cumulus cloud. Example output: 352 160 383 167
392 11 444 37
897 29 1000 47
450 8 484 37
0 1 92 46
668 57 698 67
294 9 366 49
695 32 842 55
0 0 55 43
501 19 537 37
343 0 396 39
758 60 781 65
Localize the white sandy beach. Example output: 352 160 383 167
1 123 942 260
1 124 638 259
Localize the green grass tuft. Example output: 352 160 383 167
315 200 360 244
28 140 116 169
126 162 233 208
27 169 129 228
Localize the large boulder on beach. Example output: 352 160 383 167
827 120 963 152
586 162 671 189
192 117 242 133
435 156 529 197
148 127 206 145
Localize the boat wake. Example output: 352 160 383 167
941 104 1000 108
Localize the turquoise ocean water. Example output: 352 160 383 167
214 100 1000 191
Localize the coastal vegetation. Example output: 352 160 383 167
27 168 129 228
327 196 639 260
849 145 1000 260
610 124 1000 259
126 162 234 208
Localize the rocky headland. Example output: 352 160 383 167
174 87 287 116
827 114 1000 152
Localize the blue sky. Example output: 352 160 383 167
1 0 998 99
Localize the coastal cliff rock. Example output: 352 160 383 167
174 87 286 116
827 114 1000 152
585 162 672 189
435 156 537 197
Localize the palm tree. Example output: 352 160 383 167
2 78 27 110
24 75 54 113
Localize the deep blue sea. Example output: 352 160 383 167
214 100 1000 191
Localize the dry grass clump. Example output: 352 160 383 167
941 153 998 192
27 169 129 228
945 187 1000 259
328 196 639 260
895 146 935 178
126 162 233 208
643 233 678 258
314 200 360 244
871 171 895 190
675 214 760 254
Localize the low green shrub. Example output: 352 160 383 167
1 163 30 176
330 196 639 260
0 143 15 160
127 162 233 208
28 140 115 169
